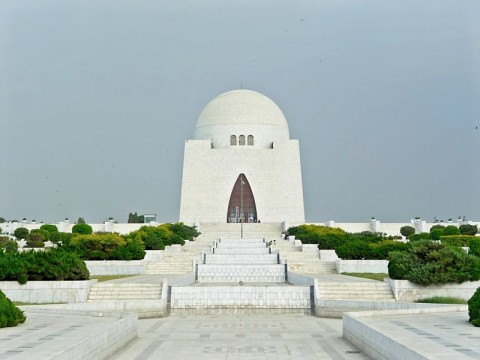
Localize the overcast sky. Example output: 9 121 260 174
1 0 479 224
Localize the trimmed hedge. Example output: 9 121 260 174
408 232 430 241
287 225 348 249
440 235 474 247
126 223 200 250
469 287 480 327
388 240 480 286
336 240 409 260
69 233 145 260
0 248 89 284
0 290 26 328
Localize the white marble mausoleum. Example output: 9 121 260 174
179 89 305 225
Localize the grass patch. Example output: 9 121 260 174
341 273 389 281
91 275 135 282
416 296 467 304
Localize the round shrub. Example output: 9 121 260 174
430 229 444 240
444 225 460 236
460 224 478 236
468 287 480 327
13 227 29 240
400 226 415 238
72 223 93 235
0 290 26 328
40 224 58 233
388 240 480 286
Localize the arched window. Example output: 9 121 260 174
230 135 237 145
239 135 245 145
247 135 254 145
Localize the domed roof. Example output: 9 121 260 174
196 89 289 130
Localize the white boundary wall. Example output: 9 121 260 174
0 280 97 303
387 279 480 302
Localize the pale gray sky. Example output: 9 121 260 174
1 0 479 224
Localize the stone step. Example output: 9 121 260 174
316 282 395 301
197 264 286 283
170 285 311 309
213 248 271 255
216 242 268 248
204 254 279 265
87 283 162 302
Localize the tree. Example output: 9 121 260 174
72 223 93 235
77 217 86 224
128 212 144 223
400 226 415 238
14 227 29 240
0 217 5 223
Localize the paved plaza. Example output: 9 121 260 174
1 307 478 359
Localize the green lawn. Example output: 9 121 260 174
416 296 467 304
341 273 389 281
91 275 135 282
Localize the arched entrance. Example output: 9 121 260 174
227 174 258 223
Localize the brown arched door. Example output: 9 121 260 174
227 174 258 223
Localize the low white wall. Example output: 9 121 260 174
336 260 389 274
85 260 146 276
144 250 164 261
319 250 339 261
387 279 480 302
343 306 467 360
314 298 454 319
287 271 315 286
0 280 97 303
19 308 138 359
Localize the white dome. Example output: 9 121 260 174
194 89 290 149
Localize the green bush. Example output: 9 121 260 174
40 224 58 233
287 225 348 249
70 233 145 260
13 227 29 240
460 224 478 236
388 240 480 286
25 230 47 248
336 241 374 260
0 290 26 327
0 248 89 283
126 223 199 250
440 235 473 247
370 240 409 259
49 232 74 246
0 237 18 253
430 229 444 240
400 226 415 238
408 232 430 241
169 222 200 241
469 238 480 257
444 225 460 236
72 223 93 235
468 287 480 327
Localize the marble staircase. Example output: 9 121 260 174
170 237 311 311
87 283 162 302
316 281 395 302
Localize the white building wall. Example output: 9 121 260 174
179 139 305 225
